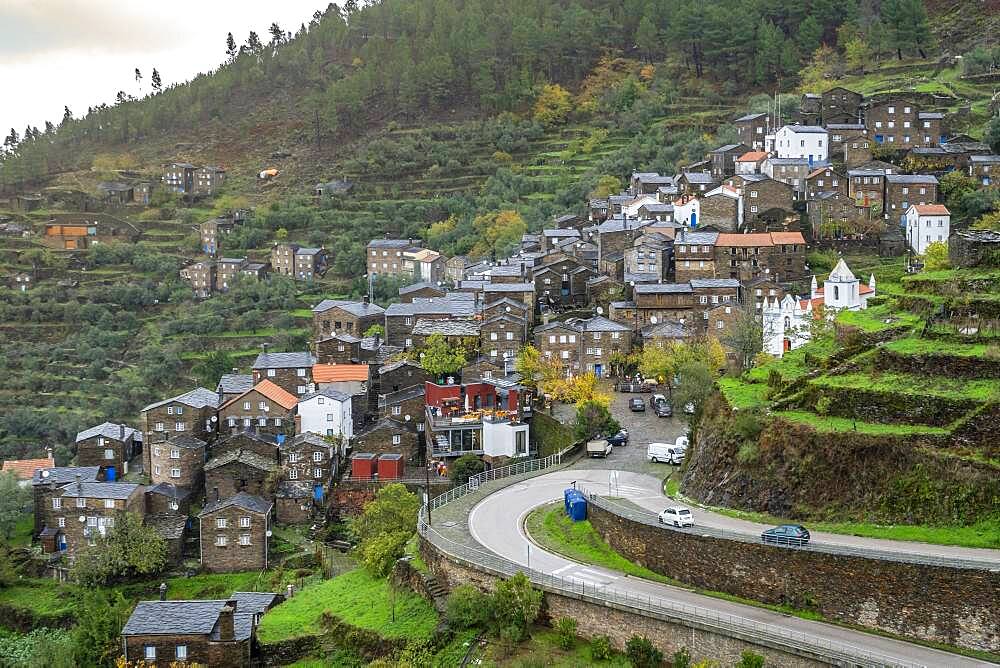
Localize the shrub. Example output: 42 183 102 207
672 647 692 668
730 410 763 441
554 617 577 649
491 572 543 641
736 650 765 668
625 635 663 668
736 441 759 465
590 634 614 661
815 394 832 416
445 584 491 629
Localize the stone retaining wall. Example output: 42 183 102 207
419 536 826 667
586 503 1000 653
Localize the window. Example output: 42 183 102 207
313 451 323 462
176 646 188 661
888 106 895 114
76 497 86 508
239 534 251 546
170 448 180 459
104 448 115 460
216 518 228 529
154 464 161 475
506 332 514 341
267 369 276 377
145 647 156 661
57 516 65 528
297 368 306 377
392 435 401 445
167 406 174 415
239 516 251 528
175 422 185 432
717 320 724 329
170 468 181 478
314 468 323 479
228 417 236 427
561 351 570 359
105 498 115 509
155 422 164 432
289 469 298 479
52 498 62 509
243 417 251 427
216 535 228 547
392 405 401 415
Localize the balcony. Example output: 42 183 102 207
426 408 524 430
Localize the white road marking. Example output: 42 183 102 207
551 564 574 575
579 567 618 580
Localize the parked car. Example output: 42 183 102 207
653 402 673 418
649 393 668 408
761 525 811 546
606 429 629 447
586 439 613 458
647 442 686 464
658 506 694 527
629 398 645 412
683 402 696 414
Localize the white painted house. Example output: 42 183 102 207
672 196 700 228
762 259 874 357
904 204 950 256
771 125 828 163
296 388 352 452
481 415 530 460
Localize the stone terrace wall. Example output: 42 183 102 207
419 536 825 667
587 503 1000 653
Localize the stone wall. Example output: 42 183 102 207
419 537 826 667
586 503 1000 653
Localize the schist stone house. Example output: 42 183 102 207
251 350 316 396
49 480 144 556
74 422 140 479
121 592 279 667
278 433 337 505
31 465 102 535
270 243 328 281
141 387 220 474
148 435 206 490
205 448 279 501
533 316 632 377
311 299 385 341
199 492 273 572
219 380 298 437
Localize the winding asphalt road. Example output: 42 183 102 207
467 468 995 667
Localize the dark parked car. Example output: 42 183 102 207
761 525 811 546
628 398 645 412
652 402 672 418
606 429 629 447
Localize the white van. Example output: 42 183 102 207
647 442 686 465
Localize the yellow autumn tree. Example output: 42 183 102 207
426 215 457 250
471 210 526 259
533 83 572 126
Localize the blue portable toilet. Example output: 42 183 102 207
106 466 117 482
568 495 588 522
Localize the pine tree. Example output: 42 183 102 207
880 0 905 60
796 15 823 56
61 106 72 125
635 15 659 62
246 31 263 54
151 68 162 92
269 22 284 46
903 0 931 59
226 32 237 60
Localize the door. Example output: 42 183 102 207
783 338 792 352
594 364 603 378
313 484 324 503
57 534 67 551
690 212 697 228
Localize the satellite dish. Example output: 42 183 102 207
78 516 86 523
211 416 218 422
41 470 50 478
596 307 604 315
404 415 411 421
265 530 273 537
650 316 658 324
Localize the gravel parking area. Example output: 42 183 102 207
553 382 689 478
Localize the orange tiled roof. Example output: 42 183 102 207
716 233 774 247
736 151 768 162
312 364 369 383
769 232 806 245
2 456 55 480
912 204 950 216
253 379 299 410
806 167 832 179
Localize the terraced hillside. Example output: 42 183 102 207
689 260 1000 530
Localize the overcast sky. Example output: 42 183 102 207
0 0 322 136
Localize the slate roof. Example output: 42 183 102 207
690 278 741 289
580 316 630 332
142 387 220 413
412 319 480 337
251 351 316 370
300 387 352 403
276 480 314 498
542 228 581 238
917 112 944 120
610 300 636 309
635 283 692 294
59 481 141 499
200 491 273 516
682 172 715 184
166 434 207 449
485 297 527 312
766 157 810 166
280 432 332 451
643 321 689 339
368 239 418 249
204 449 279 473
971 155 1000 164
825 123 865 130
782 125 826 134
734 112 767 122
312 299 385 316
385 299 476 317
218 374 254 395
146 482 192 501
885 174 938 184
317 332 361 344
624 272 660 284
482 282 534 293
399 281 443 296
32 466 101 487
674 231 719 245
122 600 226 636
378 385 426 407
711 143 745 153
76 422 139 444
378 359 423 375
847 169 887 177
146 514 187 540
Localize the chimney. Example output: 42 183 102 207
159 582 167 601
45 446 53 461
75 473 82 495
218 601 236 641
363 294 369 305
213 487 220 502
120 424 125 440
261 343 270 354
286 584 294 600
232 368 238 374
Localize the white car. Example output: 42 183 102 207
658 506 694 527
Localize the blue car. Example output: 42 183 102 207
606 429 629 447
761 524 810 546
